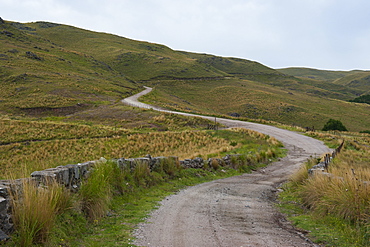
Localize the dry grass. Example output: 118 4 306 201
0 119 130 144
300 164 370 224
290 131 370 227
289 158 317 186
1 128 233 179
10 179 71 246
229 127 282 147
1 119 284 180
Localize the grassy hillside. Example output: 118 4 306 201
1 19 369 132
25 22 226 81
0 21 144 115
141 78 370 132
182 51 280 76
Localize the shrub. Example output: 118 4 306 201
349 94 370 104
322 119 348 131
230 155 240 169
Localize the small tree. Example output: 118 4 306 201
322 119 347 131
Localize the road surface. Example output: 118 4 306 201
123 87 329 247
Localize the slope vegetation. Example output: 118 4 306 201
0 19 369 131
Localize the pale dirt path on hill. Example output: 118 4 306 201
123 87 329 247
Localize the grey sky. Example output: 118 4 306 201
2 0 370 70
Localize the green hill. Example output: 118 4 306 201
278 67 370 94
277 67 357 81
1 19 369 131
0 21 141 114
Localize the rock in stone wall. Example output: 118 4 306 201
180 157 204 169
0 185 11 241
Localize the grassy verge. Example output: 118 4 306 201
58 168 242 247
278 184 369 247
278 131 370 246
7 159 276 246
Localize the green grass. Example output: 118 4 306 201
79 160 116 221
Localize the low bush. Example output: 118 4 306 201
322 118 348 131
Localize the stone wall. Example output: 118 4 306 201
0 153 246 240
308 140 344 175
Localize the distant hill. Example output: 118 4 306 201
277 67 357 81
278 67 370 95
1 19 369 131
331 71 370 94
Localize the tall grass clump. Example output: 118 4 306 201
289 158 318 186
299 166 370 225
160 156 181 178
209 158 221 170
10 179 71 246
132 160 151 187
281 135 370 245
79 160 115 221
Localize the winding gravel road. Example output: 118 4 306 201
123 87 330 247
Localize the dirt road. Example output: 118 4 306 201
124 87 329 246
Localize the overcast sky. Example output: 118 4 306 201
2 0 370 71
